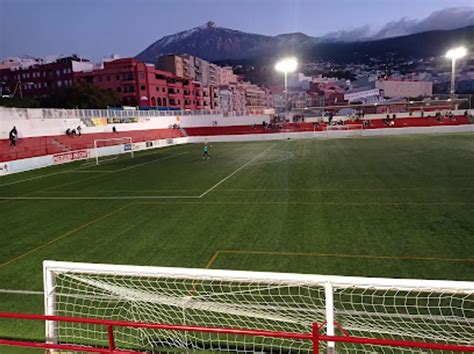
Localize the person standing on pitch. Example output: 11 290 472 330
9 126 18 147
202 143 210 159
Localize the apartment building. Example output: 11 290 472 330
0 56 93 97
76 58 203 109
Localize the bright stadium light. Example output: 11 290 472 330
445 46 467 60
274 57 298 74
275 57 298 115
445 46 468 98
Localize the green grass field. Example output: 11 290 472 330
0 133 473 352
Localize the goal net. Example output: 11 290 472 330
43 261 474 353
326 123 364 138
93 137 134 166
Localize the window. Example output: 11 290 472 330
56 70 60 76
139 72 145 80
116 75 120 80
57 80 62 87
128 85 135 92
162 87 166 92
140 85 146 91
63 69 67 74
117 87 122 92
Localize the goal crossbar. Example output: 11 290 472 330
43 261 473 292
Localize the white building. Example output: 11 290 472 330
376 79 433 98
344 87 380 103
0 56 43 70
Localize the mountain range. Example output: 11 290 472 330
136 8 474 64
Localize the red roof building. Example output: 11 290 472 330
75 58 203 109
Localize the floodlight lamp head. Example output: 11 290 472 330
445 46 467 60
275 57 298 73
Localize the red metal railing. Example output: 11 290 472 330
0 312 472 353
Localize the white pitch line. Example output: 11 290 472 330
0 195 201 200
199 144 275 198
111 151 189 173
0 151 188 188
0 169 73 187
0 288 42 295
69 170 114 173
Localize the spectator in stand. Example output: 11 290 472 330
9 126 18 147
112 126 117 133
76 125 82 136
66 128 72 137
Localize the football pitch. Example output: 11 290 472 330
0 133 473 349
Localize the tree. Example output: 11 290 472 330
0 96 40 108
40 83 121 109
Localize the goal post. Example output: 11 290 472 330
43 260 474 353
326 123 364 138
93 137 134 166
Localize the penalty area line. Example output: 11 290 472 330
0 195 201 200
0 289 42 295
199 144 275 198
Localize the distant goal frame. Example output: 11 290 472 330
93 137 134 166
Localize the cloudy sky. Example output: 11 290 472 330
0 0 473 61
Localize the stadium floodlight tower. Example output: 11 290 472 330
275 57 298 116
445 46 467 98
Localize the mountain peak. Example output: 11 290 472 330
203 21 217 29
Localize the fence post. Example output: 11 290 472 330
107 325 115 351
312 322 319 354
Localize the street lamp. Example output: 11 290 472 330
275 57 297 115
445 46 467 98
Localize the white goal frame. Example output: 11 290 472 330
326 123 364 138
93 137 134 166
43 260 474 353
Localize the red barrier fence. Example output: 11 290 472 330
0 312 472 353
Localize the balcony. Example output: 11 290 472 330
166 80 182 88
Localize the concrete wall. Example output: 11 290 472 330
0 108 271 139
